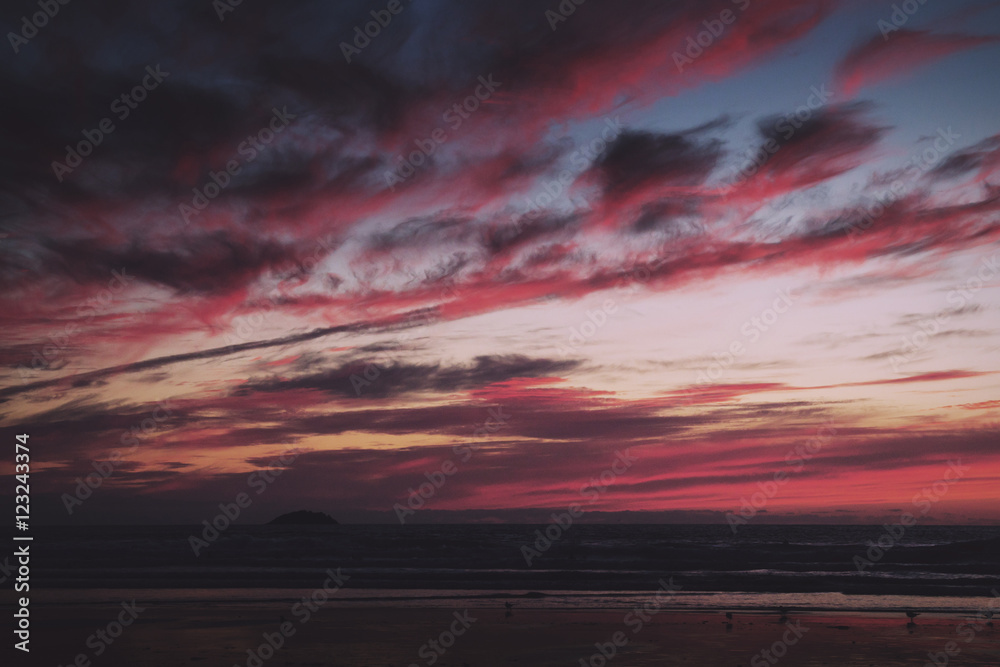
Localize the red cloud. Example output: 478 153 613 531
836 30 999 97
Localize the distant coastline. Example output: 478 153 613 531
267 510 339 525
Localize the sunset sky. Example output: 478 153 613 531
2 0 999 524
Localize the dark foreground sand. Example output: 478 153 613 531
27 603 1000 667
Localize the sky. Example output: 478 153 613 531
2 0 1000 525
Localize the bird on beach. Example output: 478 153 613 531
725 612 733 621
778 607 789 623
986 610 994 628
905 611 920 622
504 601 514 622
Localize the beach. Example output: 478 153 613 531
27 602 1000 666
16 524 999 665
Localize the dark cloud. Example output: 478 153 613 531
631 199 704 235
0 0 858 368
754 102 887 184
482 213 579 256
0 322 367 402
237 354 584 398
930 134 1000 180
41 231 303 294
370 215 474 251
594 129 724 197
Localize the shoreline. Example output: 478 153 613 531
26 586 1000 615
24 604 1000 666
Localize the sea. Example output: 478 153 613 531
24 523 1000 615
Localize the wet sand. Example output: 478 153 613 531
24 601 1000 667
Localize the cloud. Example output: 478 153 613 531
735 102 889 201
0 322 367 402
930 134 1000 182
0 0 847 368
593 127 724 201
836 30 999 97
236 354 584 398
39 231 304 295
4 0 1000 526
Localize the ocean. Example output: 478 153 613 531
25 524 1000 613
